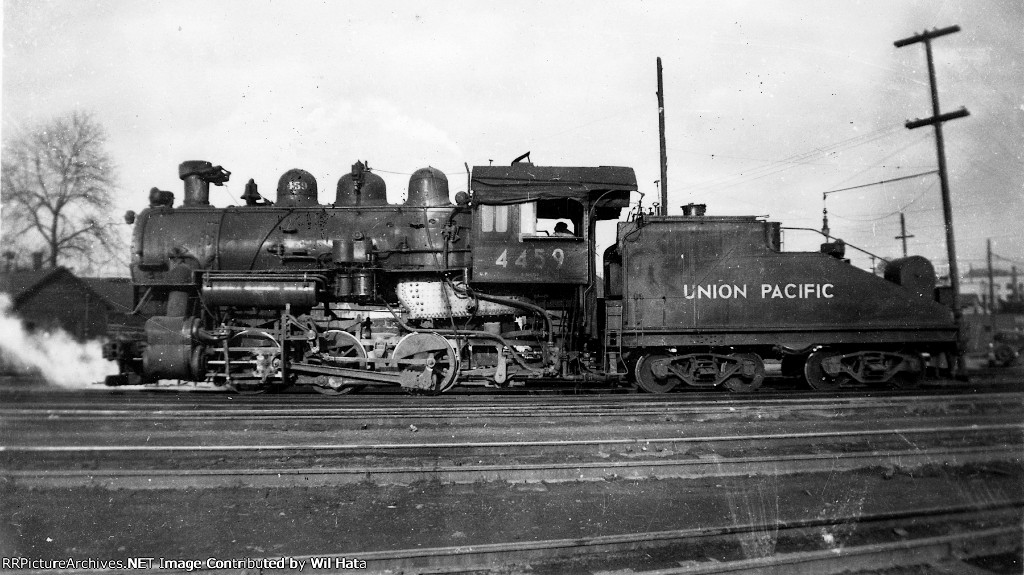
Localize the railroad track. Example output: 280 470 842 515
4 386 1021 574
295 503 1024 575
4 391 1022 463
1 379 1019 409
5 423 1021 488
3 389 1022 419
5 503 1019 574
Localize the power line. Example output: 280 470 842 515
675 124 905 195
822 170 938 198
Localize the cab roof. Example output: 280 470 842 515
471 164 636 219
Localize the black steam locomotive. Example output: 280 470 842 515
102 158 958 394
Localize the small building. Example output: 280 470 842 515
81 276 144 338
0 267 114 341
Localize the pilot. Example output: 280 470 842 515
553 221 575 237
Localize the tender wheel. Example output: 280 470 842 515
313 330 368 396
803 351 847 391
992 344 1017 367
223 330 283 395
634 353 681 393
723 353 765 393
391 332 459 393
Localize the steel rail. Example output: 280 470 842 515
2 422 1019 453
630 529 1021 575
6 444 1020 489
9 502 1016 575
3 386 1016 406
327 515 1021 575
305 502 1023 569
2 391 1020 419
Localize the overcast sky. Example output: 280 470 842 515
2 0 1022 273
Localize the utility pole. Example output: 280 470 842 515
656 57 668 216
895 25 970 372
1013 265 1019 303
987 238 996 334
895 212 914 258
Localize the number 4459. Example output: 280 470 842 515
495 248 565 268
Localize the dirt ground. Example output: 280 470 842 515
2 463 1021 568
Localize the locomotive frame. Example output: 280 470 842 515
102 158 958 394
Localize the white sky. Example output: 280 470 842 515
2 0 1022 274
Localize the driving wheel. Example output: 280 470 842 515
313 330 368 396
391 332 459 393
223 330 283 395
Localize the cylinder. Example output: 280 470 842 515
332 238 354 263
883 256 936 299
201 279 318 307
142 316 203 380
334 274 353 298
352 271 374 299
406 167 450 206
681 203 707 217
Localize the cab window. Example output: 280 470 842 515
520 199 584 239
479 204 510 233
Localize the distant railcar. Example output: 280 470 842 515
103 159 958 394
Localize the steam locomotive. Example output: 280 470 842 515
102 158 958 394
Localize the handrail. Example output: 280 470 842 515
780 227 891 264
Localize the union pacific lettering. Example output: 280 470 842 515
677 283 834 299
761 283 834 299
682 284 748 299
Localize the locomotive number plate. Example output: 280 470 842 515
494 248 566 269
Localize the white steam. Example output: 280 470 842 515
0 294 118 388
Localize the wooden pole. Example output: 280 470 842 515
656 57 668 216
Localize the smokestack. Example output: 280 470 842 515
180 161 212 206
179 161 230 207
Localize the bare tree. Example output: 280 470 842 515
1 111 125 273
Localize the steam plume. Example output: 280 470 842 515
0 294 118 387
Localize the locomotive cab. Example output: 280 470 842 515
469 164 635 286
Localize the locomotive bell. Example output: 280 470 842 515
335 162 388 206
405 167 450 206
276 168 319 207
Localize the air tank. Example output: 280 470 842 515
406 167 450 206
276 168 319 207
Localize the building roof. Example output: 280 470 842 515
0 268 58 301
0 267 118 310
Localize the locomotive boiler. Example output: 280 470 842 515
103 158 958 394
